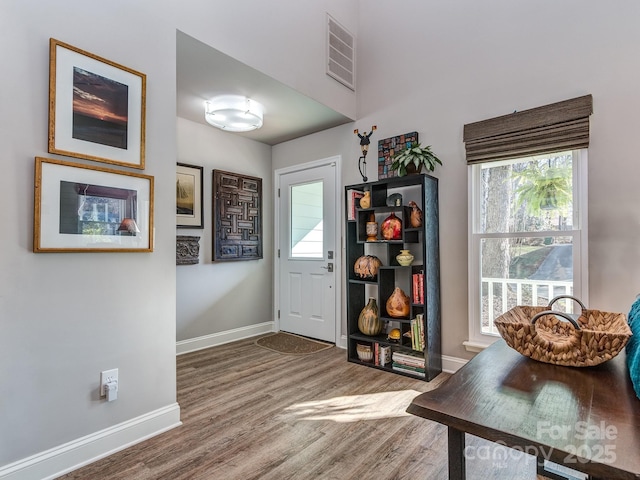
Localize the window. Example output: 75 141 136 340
290 181 323 258
59 181 137 236
467 150 588 349
463 95 592 350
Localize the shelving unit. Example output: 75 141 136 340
345 174 441 381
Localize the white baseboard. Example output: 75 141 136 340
442 354 468 374
176 321 275 355
0 403 181 480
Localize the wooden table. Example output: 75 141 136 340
407 340 640 480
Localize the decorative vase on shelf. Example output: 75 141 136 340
359 191 371 209
353 255 382 279
358 297 382 336
380 212 402 240
386 287 410 318
365 213 378 242
408 201 423 228
396 249 414 266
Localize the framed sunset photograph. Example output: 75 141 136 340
48 38 146 169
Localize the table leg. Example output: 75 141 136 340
447 426 465 480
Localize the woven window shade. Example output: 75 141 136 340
464 95 593 164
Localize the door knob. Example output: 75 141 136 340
321 263 334 272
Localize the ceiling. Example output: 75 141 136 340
176 31 354 146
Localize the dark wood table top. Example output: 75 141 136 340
407 340 640 480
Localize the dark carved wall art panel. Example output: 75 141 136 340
176 235 200 265
213 170 263 261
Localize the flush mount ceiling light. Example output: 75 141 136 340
204 95 264 132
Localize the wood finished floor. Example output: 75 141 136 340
58 336 549 480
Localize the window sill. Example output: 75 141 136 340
463 336 499 353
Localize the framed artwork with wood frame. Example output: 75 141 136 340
48 38 146 169
34 157 154 252
176 163 204 228
212 170 262 261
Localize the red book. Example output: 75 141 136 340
418 271 424 304
412 273 419 303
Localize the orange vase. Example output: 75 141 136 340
386 287 410 318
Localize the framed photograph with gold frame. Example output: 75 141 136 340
34 157 154 252
48 38 146 169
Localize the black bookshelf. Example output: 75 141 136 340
345 174 442 381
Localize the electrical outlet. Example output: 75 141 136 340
100 368 118 397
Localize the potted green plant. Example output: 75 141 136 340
390 142 442 176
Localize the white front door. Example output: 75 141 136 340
277 160 338 343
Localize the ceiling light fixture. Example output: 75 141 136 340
204 95 264 132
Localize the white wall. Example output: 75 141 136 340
176 118 273 342
355 0 640 359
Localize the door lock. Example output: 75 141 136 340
321 262 334 272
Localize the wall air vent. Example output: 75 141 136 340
326 14 355 91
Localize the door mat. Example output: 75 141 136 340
255 332 334 355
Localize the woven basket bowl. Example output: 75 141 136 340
494 304 631 367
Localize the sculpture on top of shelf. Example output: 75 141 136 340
354 125 377 182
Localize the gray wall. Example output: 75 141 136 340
0 0 179 466
0 0 358 471
176 118 273 341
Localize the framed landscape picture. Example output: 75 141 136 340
48 38 146 169
34 157 154 252
176 163 204 228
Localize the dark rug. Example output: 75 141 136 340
255 332 334 355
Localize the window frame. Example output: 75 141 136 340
465 149 589 352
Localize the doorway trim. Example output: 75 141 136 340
274 155 343 348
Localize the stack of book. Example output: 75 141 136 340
410 314 425 351
412 271 424 304
391 350 425 378
347 189 365 220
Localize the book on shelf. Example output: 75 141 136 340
392 362 426 373
412 271 425 304
347 189 365 221
379 345 391 367
410 314 425 351
392 363 426 378
417 313 425 351
392 351 425 369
